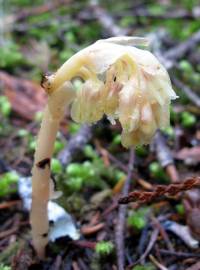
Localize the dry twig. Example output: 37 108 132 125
115 149 134 270
119 177 200 204
58 125 92 166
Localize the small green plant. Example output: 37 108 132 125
34 111 43 122
0 264 11 270
51 158 62 174
135 145 148 157
0 171 19 197
179 60 193 74
83 145 98 160
176 203 185 215
149 162 169 183
95 241 114 256
161 126 175 139
128 207 150 230
132 263 156 270
68 122 81 134
0 96 11 117
17 129 30 137
112 134 121 145
54 140 65 155
0 43 24 68
181 112 196 128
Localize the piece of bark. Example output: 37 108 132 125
0 71 46 120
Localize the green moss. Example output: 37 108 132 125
181 112 196 128
0 96 11 117
51 158 62 174
0 264 11 270
0 43 25 69
95 241 114 256
176 203 185 215
0 171 19 197
128 207 150 230
132 263 156 270
149 162 169 183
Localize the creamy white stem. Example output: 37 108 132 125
31 82 74 258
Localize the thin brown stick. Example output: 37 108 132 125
115 149 135 270
81 223 105 235
119 176 200 204
0 200 21 210
149 254 168 270
153 131 179 183
159 249 200 258
129 227 159 268
152 217 174 252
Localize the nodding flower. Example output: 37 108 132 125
32 36 178 259
45 36 178 147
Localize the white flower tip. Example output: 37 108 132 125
99 36 150 47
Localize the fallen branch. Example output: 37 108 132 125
159 249 200 258
165 29 200 64
58 125 92 166
119 176 200 204
115 149 134 270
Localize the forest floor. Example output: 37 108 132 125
0 1 200 269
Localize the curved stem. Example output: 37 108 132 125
30 82 74 258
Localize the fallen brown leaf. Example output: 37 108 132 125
0 71 46 120
185 261 200 270
175 146 200 165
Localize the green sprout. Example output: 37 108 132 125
54 140 65 154
51 158 62 174
34 111 43 122
161 126 175 139
83 145 98 160
17 129 29 138
0 171 19 197
95 241 114 256
135 145 148 157
132 263 156 270
149 162 169 183
179 60 193 74
127 207 150 230
0 43 24 69
112 134 121 145
0 264 11 270
68 122 81 134
181 112 196 128
28 140 36 152
176 203 185 215
0 96 11 117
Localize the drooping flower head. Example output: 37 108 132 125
45 36 178 147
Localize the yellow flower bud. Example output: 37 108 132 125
47 36 178 147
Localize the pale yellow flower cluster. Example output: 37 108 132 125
48 37 177 147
